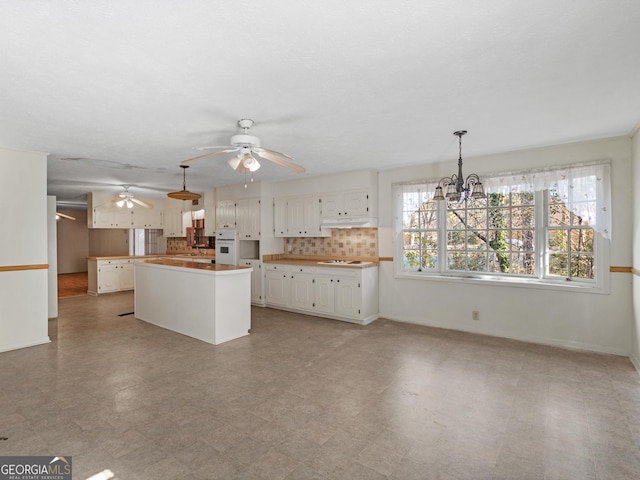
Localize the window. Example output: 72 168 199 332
395 163 610 289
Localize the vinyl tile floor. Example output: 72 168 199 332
1 292 640 479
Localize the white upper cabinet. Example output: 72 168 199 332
88 192 163 229
273 198 287 236
321 190 369 218
274 195 327 237
162 207 184 237
236 198 261 239
216 200 236 230
204 191 216 236
133 206 162 228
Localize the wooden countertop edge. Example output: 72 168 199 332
0 264 49 272
138 258 249 272
87 254 216 260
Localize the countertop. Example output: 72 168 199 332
87 254 216 260
138 258 249 272
262 254 379 269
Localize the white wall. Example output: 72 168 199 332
0 147 50 352
378 136 633 355
630 130 640 368
47 196 58 319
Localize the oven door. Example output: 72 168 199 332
215 240 237 265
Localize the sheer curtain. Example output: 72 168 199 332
482 162 611 239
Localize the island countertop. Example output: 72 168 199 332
139 258 248 272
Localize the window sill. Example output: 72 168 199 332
394 271 609 294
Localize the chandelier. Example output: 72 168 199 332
433 130 485 203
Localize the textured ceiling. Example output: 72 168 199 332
1 0 639 207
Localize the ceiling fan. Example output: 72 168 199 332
182 119 306 174
112 185 153 209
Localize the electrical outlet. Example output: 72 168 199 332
472 310 480 321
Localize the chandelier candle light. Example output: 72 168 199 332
433 130 485 203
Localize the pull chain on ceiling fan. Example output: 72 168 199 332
167 165 201 201
181 119 306 175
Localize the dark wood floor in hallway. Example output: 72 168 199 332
58 271 88 298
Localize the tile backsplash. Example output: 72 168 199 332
285 228 378 257
166 229 378 257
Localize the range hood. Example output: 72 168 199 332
320 217 377 228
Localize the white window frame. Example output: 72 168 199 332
394 163 610 293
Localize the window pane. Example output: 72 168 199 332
447 231 466 249
548 229 567 251
512 192 534 206
549 198 571 227
511 252 535 275
467 252 487 271
570 254 594 279
447 252 467 271
548 253 568 277
570 228 594 253
488 252 510 273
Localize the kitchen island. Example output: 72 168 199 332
134 259 252 345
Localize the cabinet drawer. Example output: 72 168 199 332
291 265 316 274
266 264 290 272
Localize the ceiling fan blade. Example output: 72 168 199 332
193 145 234 151
253 148 305 173
131 197 153 209
56 212 76 221
181 148 240 164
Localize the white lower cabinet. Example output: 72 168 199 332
265 265 290 307
265 264 378 324
240 259 263 304
88 258 137 295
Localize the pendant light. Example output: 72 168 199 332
167 165 201 201
433 130 485 204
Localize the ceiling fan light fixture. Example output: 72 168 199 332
227 155 242 170
242 154 260 172
167 165 202 201
116 199 125 207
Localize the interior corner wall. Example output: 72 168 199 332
630 130 640 371
377 136 634 356
0 147 50 352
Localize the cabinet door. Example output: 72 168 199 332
216 200 236 229
321 190 369 218
334 276 361 318
314 276 335 314
119 261 134 290
241 259 262 303
265 270 290 307
93 205 134 228
237 198 260 239
290 273 314 310
132 206 162 228
320 193 342 218
162 208 183 237
273 198 287 237
98 263 120 293
303 196 322 236
204 191 216 236
286 197 304 235
343 190 369 216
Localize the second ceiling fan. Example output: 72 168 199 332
182 119 305 174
